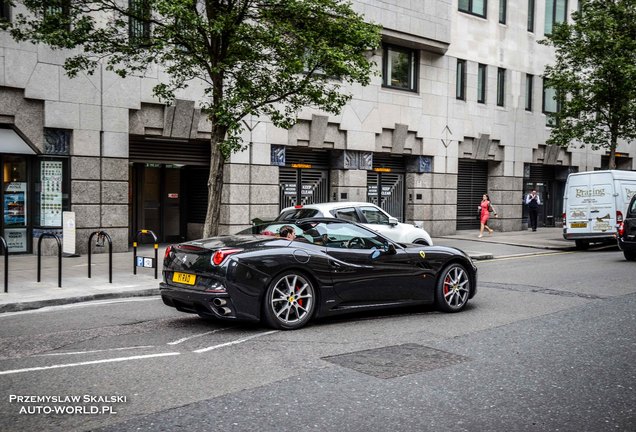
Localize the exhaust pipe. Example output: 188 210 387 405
212 298 227 307
218 306 231 316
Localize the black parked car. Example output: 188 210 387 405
618 194 636 261
160 218 477 330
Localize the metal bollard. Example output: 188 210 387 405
0 236 8 293
37 233 62 288
133 230 159 280
88 231 113 283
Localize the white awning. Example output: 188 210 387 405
0 128 37 155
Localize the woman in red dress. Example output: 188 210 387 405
478 194 497 238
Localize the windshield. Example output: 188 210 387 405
275 208 322 221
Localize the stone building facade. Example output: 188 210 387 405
0 0 634 254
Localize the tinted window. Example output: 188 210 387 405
322 223 387 250
276 208 321 221
360 206 390 225
331 207 361 222
629 197 636 216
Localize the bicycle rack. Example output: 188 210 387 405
37 233 62 288
133 230 158 279
0 236 7 293
88 231 113 283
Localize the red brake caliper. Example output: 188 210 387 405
443 276 451 295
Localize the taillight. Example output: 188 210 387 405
211 248 243 266
164 245 173 260
617 210 623 224
618 221 625 237
562 212 566 228
294 205 303 209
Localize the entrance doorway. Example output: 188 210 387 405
457 160 488 230
131 163 184 243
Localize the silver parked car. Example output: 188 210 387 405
276 202 433 246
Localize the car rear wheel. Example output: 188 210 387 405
624 250 636 261
262 272 315 330
435 263 470 312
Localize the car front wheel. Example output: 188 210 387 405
262 272 315 330
435 263 471 312
413 238 430 246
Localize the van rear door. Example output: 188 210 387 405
566 175 614 235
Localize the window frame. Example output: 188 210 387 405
456 59 467 101
459 0 488 18
528 0 535 32
497 68 506 107
499 0 507 24
525 73 534 111
477 63 487 104
542 78 561 127
382 44 419 93
129 0 151 45
544 0 568 35
0 0 11 22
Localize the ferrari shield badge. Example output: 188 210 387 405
419 251 426 259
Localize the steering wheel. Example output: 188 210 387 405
345 237 365 249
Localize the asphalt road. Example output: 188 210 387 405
0 247 634 432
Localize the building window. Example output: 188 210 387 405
545 0 568 35
525 74 534 111
528 0 535 31
459 0 487 18
456 59 466 100
477 64 487 104
499 0 507 24
129 0 151 44
497 68 506 107
382 45 418 92
0 0 11 22
43 0 70 30
542 79 560 126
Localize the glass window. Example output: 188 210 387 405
382 45 418 92
360 206 390 225
478 64 487 104
129 0 151 44
456 59 466 101
43 0 70 30
542 78 560 126
497 68 506 107
275 208 321 221
333 207 361 222
459 0 487 18
0 0 11 22
545 0 568 35
322 222 387 250
44 129 71 155
525 74 534 111
499 0 507 23
528 0 535 32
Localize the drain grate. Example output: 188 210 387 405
321 343 470 379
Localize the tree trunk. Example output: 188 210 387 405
203 131 226 238
609 133 617 170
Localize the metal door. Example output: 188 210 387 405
279 168 329 210
367 172 405 222
456 160 488 230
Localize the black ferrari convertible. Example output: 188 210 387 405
160 218 477 330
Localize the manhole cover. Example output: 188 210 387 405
322 343 469 379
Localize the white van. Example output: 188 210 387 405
563 170 636 249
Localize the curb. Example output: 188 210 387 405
0 288 160 314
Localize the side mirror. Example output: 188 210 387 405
386 243 397 255
388 216 398 226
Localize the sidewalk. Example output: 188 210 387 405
0 228 573 314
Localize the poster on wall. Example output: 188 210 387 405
3 182 27 226
41 161 63 226
4 228 28 252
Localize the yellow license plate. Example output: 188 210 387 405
173 272 196 285
570 222 587 228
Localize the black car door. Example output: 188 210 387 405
322 223 428 304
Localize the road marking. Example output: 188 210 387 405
193 330 278 353
0 352 180 376
167 328 230 345
32 345 156 357
478 251 576 262
0 297 159 318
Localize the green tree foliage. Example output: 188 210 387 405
541 0 636 169
5 0 380 236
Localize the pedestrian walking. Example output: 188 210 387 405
478 194 497 238
525 189 541 231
